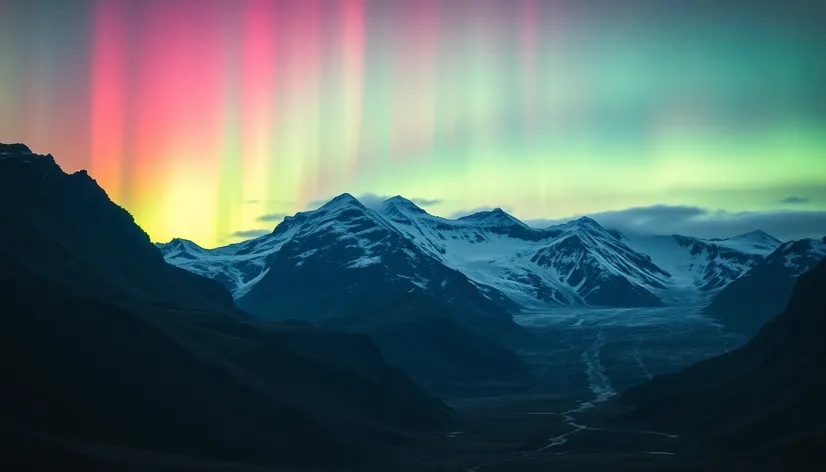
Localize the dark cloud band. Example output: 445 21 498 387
527 205 826 242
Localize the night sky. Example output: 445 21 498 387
1 0 824 247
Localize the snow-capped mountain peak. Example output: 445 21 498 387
619 230 780 297
772 238 826 271
573 216 602 227
157 238 209 260
737 229 776 241
703 236 826 331
317 192 363 210
458 207 528 229
709 230 782 255
380 196 429 219
556 216 612 236
529 218 671 306
158 193 795 310
295 192 404 245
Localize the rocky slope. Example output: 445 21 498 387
622 257 826 459
620 231 780 300
0 143 451 468
703 237 826 334
236 194 533 389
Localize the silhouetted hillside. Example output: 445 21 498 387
704 237 826 335
0 144 450 468
623 257 826 459
0 143 233 312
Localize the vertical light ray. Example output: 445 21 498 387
297 0 322 205
90 0 126 203
390 0 436 161
240 0 278 224
0 0 823 247
216 3 245 243
521 0 537 129
341 0 365 180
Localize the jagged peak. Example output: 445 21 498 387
730 229 779 243
777 237 822 252
324 193 363 208
0 145 99 191
0 143 32 154
459 207 515 221
303 193 366 215
0 143 56 167
381 195 428 216
557 215 606 234
385 195 412 204
743 229 771 237
160 237 205 251
574 216 602 226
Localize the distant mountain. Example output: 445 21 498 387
164 195 788 313
376 197 672 307
158 230 292 299
530 217 671 306
622 257 826 459
0 143 450 468
709 230 783 254
703 237 826 334
236 194 533 389
375 197 576 307
620 230 780 301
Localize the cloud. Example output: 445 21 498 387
231 229 270 238
356 192 392 210
526 205 826 242
781 196 809 205
306 197 331 209
410 197 443 207
256 212 287 222
449 206 512 219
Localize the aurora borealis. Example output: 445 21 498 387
1 1 825 247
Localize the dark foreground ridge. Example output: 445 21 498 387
703 237 826 335
0 144 450 468
624 256 826 459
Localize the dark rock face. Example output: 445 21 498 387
0 142 33 154
0 145 451 467
323 294 533 389
704 238 826 335
0 149 234 312
0 275 351 467
623 257 826 459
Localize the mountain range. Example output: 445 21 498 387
160 193 823 337
160 195 785 308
